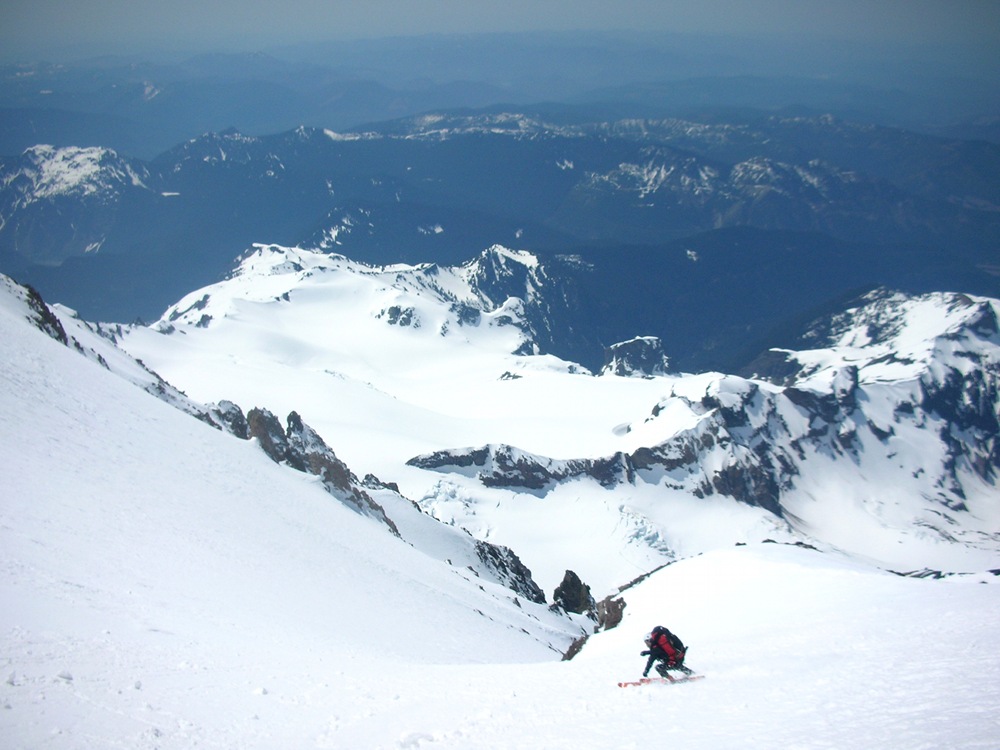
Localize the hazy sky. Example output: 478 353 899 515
2 0 999 60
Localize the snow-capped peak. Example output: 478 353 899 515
774 289 1000 389
4 144 149 204
157 243 545 357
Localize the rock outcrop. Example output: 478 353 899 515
247 407 399 534
552 570 596 615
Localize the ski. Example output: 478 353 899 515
617 674 705 688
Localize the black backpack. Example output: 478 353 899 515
652 625 685 653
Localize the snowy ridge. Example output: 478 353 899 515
584 151 870 210
371 113 891 215
158 242 573 360
171 129 265 164
2 144 150 205
783 288 1000 384
408 442 633 492
369 112 584 140
0 275 204 417
586 155 718 202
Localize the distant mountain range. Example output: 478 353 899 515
2 109 998 372
3 31 998 157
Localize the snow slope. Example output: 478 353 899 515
0 274 577 746
3 273 1000 748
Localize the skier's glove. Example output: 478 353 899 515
640 650 650 656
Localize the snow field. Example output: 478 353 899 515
4 261 1000 747
6 541 999 749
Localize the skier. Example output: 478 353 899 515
641 625 693 678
